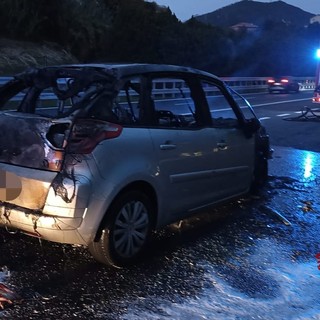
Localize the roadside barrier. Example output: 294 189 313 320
0 76 315 94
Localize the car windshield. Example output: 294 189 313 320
0 67 116 118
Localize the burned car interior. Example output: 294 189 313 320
0 66 256 130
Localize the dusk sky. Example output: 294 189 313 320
149 0 320 21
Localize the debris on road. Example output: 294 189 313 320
0 266 19 310
300 200 314 212
261 205 292 226
0 283 18 309
283 106 320 122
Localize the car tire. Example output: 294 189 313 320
88 190 154 267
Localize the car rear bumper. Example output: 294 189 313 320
0 203 87 245
269 86 287 92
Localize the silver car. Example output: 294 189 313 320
0 64 270 267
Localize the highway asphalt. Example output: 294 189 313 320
0 145 319 319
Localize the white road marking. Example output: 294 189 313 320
253 98 310 107
259 117 271 120
277 113 290 117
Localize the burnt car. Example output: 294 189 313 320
0 64 271 267
267 76 300 93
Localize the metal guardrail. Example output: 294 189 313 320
0 76 316 93
0 77 14 85
220 76 316 92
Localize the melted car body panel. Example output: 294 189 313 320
0 112 66 171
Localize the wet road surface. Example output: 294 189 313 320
0 146 320 319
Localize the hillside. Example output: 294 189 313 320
195 0 315 27
0 39 77 75
0 1 318 78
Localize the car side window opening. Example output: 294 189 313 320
228 86 257 121
87 77 142 126
116 78 141 124
201 80 239 128
150 76 201 128
87 93 119 123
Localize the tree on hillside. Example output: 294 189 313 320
0 0 318 76
99 0 180 62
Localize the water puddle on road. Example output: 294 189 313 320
121 239 320 320
120 147 320 320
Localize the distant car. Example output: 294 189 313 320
0 63 271 267
312 85 320 103
267 77 300 93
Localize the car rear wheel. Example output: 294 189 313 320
88 190 154 267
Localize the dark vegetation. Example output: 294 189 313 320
0 0 319 76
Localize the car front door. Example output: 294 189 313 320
200 79 255 200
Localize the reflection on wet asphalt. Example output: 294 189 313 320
1 146 320 319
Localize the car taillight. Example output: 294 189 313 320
267 79 275 83
68 121 123 154
281 79 289 83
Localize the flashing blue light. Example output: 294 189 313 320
303 152 314 179
317 49 320 59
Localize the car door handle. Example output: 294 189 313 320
217 142 228 150
160 142 177 150
160 144 177 150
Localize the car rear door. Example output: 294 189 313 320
149 126 217 215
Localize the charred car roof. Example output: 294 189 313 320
0 63 223 117
57 63 219 79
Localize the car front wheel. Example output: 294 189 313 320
89 190 154 267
